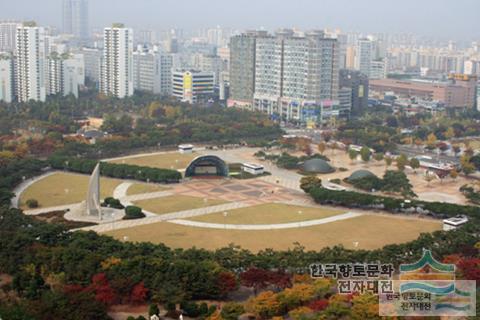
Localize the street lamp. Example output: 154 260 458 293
223 211 228 230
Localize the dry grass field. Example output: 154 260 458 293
109 152 197 170
133 195 227 215
189 203 345 225
20 173 122 209
104 214 442 252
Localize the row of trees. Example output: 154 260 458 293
48 156 182 183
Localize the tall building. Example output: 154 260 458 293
252 29 340 122
356 38 373 77
172 70 215 103
15 22 46 102
100 24 133 98
80 47 102 83
339 69 369 115
133 48 173 95
229 31 265 104
0 21 21 53
46 52 84 98
0 55 14 103
62 0 89 39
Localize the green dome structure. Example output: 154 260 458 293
301 159 335 174
347 170 377 182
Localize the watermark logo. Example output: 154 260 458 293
379 249 476 317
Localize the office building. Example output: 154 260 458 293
0 55 14 103
370 74 477 109
0 21 21 53
100 24 133 98
339 69 369 115
15 22 46 102
172 70 215 103
62 0 89 39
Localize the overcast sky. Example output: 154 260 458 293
1 0 479 41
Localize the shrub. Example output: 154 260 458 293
221 302 245 320
123 206 145 220
181 301 200 317
102 197 125 209
26 199 39 208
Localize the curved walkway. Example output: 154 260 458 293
11 171 57 208
113 182 133 199
167 212 363 230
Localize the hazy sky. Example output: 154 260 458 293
1 0 479 41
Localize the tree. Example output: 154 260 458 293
424 171 437 186
444 127 455 139
300 176 322 193
217 271 237 298
460 155 476 176
348 149 358 163
360 147 371 162
450 169 459 180
409 158 420 173
351 294 381 320
246 291 281 319
384 156 393 168
426 133 437 149
396 154 409 172
130 282 148 305
149 304 160 317
374 153 384 162
317 142 326 155
240 268 272 295
26 199 39 209
220 302 245 320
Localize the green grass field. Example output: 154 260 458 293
104 215 442 252
20 173 122 209
189 203 345 225
126 183 168 196
109 152 197 170
133 195 227 215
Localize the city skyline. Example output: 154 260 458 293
0 0 479 41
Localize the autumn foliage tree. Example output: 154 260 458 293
87 273 117 306
217 271 238 298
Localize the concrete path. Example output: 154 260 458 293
11 171 57 208
77 201 254 233
23 203 79 216
167 212 363 230
113 182 133 199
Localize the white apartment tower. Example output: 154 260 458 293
0 55 14 103
133 48 172 95
101 24 133 98
0 21 21 53
16 22 46 102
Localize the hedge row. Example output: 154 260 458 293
49 156 182 183
309 187 480 220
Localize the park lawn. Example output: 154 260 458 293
188 203 345 225
133 195 227 215
20 173 122 209
109 152 197 170
126 183 168 196
103 215 442 252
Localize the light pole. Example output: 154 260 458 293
223 211 228 230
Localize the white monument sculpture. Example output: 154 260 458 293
86 163 102 219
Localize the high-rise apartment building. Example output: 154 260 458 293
0 55 14 103
15 22 46 102
62 0 89 39
0 21 21 53
133 48 173 95
100 24 134 98
252 29 340 122
80 47 102 83
229 31 266 104
46 52 84 98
